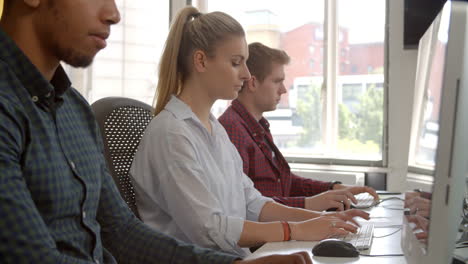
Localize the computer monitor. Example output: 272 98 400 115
402 1 468 264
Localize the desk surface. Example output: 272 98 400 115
246 195 407 263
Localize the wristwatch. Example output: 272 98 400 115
329 181 342 190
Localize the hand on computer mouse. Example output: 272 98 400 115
289 215 358 241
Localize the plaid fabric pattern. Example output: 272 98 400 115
0 29 238 264
219 100 333 208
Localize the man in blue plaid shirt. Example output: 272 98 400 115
0 0 311 263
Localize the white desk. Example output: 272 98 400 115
246 195 407 264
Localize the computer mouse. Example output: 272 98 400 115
312 238 359 258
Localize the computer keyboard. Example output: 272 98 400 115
334 223 375 250
351 193 378 209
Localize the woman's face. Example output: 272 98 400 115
202 36 251 101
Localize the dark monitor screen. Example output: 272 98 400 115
404 0 447 49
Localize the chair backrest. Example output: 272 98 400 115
91 97 153 218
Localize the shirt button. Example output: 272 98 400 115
277 179 281 183
32 96 39 102
253 133 257 136
70 161 76 170
82 211 86 219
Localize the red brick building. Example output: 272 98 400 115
278 22 384 108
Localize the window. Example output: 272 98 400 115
340 62 347 73
341 47 347 57
315 27 324 41
309 59 316 69
64 0 170 105
309 45 316 54
204 0 386 164
336 0 386 161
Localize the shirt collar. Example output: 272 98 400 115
0 28 71 111
165 95 196 120
231 99 271 135
165 95 218 126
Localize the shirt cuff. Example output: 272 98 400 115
246 196 273 222
215 215 247 256
225 216 244 245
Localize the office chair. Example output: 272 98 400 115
91 97 154 219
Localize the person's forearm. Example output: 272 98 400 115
238 220 284 247
271 196 306 208
258 201 321 222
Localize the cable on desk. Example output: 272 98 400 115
380 197 405 202
372 227 402 238
379 197 406 210
381 205 406 210
359 253 404 257
355 197 404 209
359 227 404 257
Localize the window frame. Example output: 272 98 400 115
194 0 388 167
288 0 388 167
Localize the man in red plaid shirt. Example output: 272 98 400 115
219 42 378 211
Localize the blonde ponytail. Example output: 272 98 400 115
153 6 245 115
154 7 198 115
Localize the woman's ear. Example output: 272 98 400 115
193 50 208 73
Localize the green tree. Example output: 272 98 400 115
338 103 356 139
337 84 383 155
354 85 384 146
295 82 383 155
296 83 322 147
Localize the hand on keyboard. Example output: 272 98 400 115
323 209 371 226
305 189 357 211
333 223 375 250
289 215 359 241
332 184 380 204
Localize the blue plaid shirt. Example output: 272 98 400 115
0 28 239 264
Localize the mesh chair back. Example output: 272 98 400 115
91 97 153 218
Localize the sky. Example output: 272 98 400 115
207 0 386 44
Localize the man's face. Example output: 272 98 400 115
253 63 287 113
34 0 120 67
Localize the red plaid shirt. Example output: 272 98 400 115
219 99 333 208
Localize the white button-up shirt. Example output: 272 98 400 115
130 96 272 256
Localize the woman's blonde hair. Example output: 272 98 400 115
153 6 245 115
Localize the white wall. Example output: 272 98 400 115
386 0 418 191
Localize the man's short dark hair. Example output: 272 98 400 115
246 42 290 83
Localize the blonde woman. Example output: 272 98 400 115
130 6 369 257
